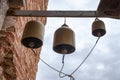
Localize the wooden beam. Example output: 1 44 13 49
97 0 120 19
7 10 115 18
0 0 9 30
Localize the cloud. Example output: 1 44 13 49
48 0 100 10
65 0 99 10
36 0 120 80
37 18 120 80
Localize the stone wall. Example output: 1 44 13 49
0 0 9 30
0 0 48 80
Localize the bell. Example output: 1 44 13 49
53 24 75 54
92 19 106 37
21 20 45 48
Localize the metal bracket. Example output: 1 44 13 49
6 9 119 18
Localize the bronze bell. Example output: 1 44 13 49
21 20 45 48
92 19 106 37
53 24 75 54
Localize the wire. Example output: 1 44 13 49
40 58 66 74
31 49 68 75
68 75 75 80
70 37 100 75
59 60 66 78
59 54 66 78
31 49 75 80
31 37 100 80
59 57 76 80
62 54 65 64
64 17 66 24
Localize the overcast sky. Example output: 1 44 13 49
36 0 120 80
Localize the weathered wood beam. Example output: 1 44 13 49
0 0 9 30
7 10 114 18
97 0 120 19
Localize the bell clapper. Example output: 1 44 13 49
29 42 35 48
97 32 101 37
62 49 68 54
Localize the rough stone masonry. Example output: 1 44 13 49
0 0 48 80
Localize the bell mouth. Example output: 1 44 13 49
53 44 75 54
21 37 43 48
92 29 106 37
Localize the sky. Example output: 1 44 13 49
36 0 120 80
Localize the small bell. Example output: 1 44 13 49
92 18 106 37
21 20 45 48
53 24 75 54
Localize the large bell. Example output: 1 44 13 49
21 20 45 48
53 24 75 54
92 19 106 37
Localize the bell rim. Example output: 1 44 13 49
92 29 106 37
53 44 75 54
21 37 43 48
